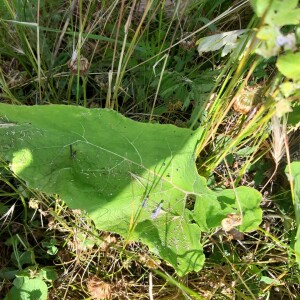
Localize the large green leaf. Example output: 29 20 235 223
251 0 300 26
0 104 262 275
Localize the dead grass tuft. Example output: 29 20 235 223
87 276 112 300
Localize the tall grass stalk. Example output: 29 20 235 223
36 0 42 102
0 68 21 104
195 25 260 157
149 54 169 121
112 0 154 109
51 0 77 66
105 0 124 108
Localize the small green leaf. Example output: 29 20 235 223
11 250 35 268
41 239 58 255
235 146 256 157
13 276 26 289
194 187 262 232
287 104 300 128
5 235 20 247
197 30 247 57
260 276 281 285
277 52 300 81
256 27 296 59
75 232 96 251
40 267 58 282
47 246 58 256
279 82 299 98
5 277 48 300
0 268 19 280
255 26 279 58
0 203 9 215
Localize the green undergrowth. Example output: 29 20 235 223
0 0 300 299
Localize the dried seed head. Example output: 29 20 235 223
233 86 259 114
29 198 39 210
167 101 183 112
67 55 89 75
180 32 196 50
95 74 109 90
221 213 242 232
101 234 117 251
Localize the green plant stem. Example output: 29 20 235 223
153 269 205 300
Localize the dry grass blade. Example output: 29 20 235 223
261 115 287 192
270 115 286 163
